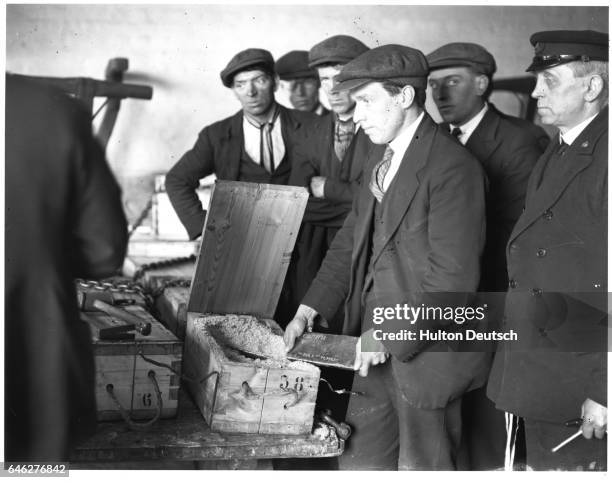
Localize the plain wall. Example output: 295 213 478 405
6 4 608 223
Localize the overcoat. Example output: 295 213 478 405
487 107 608 423
5 75 128 460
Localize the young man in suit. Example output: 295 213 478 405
165 48 316 240
285 44 488 470
288 35 371 334
426 42 550 470
276 50 327 115
487 30 608 471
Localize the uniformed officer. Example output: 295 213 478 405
427 42 550 470
487 30 608 471
276 50 328 115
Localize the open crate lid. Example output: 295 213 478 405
187 181 308 319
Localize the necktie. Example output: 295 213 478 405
260 121 274 173
369 145 394 203
245 108 279 173
451 127 462 139
557 138 569 155
334 118 355 162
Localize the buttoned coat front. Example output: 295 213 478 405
303 113 490 408
463 105 550 292
487 107 608 423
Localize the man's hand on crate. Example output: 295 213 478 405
283 304 318 351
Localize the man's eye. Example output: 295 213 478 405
447 79 459 86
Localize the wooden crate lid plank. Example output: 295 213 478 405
188 181 308 318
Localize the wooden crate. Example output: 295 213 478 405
185 314 319 435
184 181 312 434
82 305 183 422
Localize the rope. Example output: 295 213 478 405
105 370 163 431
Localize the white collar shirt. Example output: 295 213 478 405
382 111 426 191
450 103 488 145
242 106 285 170
560 113 598 146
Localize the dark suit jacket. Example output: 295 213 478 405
303 113 490 408
5 75 128 460
445 105 550 292
487 107 608 423
466 105 549 291
165 105 316 239
286 114 373 330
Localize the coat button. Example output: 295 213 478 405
543 210 553 220
536 248 547 258
532 288 543 296
538 328 547 337
509 279 517 289
509 243 518 251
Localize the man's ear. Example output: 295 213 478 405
273 74 280 93
399 85 416 108
475 74 489 96
584 74 604 102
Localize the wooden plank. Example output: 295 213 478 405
70 389 344 462
154 286 190 338
188 181 308 319
288 333 358 370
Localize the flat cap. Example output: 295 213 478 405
308 35 369 68
527 30 608 72
276 50 318 80
220 48 275 87
332 44 429 93
427 42 497 76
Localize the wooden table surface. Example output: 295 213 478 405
71 390 343 463
76 255 344 465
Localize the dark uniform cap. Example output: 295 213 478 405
276 50 318 80
426 42 497 76
220 48 275 87
308 35 369 69
526 30 609 72
332 44 429 93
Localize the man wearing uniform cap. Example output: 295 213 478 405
276 50 327 115
487 30 608 470
165 47 316 241
427 42 550 470
285 44 488 470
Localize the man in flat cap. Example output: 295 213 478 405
427 42 550 470
487 30 608 470
285 44 488 470
277 50 328 115
287 35 371 333
165 48 316 240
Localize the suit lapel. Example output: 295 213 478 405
223 111 244 180
352 145 381 263
465 107 502 164
370 114 435 265
510 107 607 240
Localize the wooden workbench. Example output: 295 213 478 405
72 256 343 468
70 389 343 467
